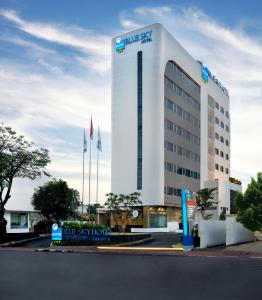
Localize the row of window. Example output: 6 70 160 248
215 132 229 146
165 161 200 179
164 186 182 197
208 96 229 118
215 102 229 118
165 98 200 128
215 164 229 174
215 117 229 132
215 148 229 160
167 61 200 93
165 119 200 145
165 140 200 162
165 76 200 111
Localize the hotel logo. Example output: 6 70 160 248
116 38 125 53
201 62 209 82
116 30 152 53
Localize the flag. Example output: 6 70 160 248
90 116 93 140
97 126 102 152
83 129 87 152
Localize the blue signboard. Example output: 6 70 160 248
201 63 209 82
62 228 112 242
116 30 152 53
116 37 125 53
201 61 229 96
181 189 194 249
52 223 62 241
181 189 189 236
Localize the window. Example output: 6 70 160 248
226 111 229 118
166 119 173 131
176 106 182 116
215 117 219 125
226 154 229 160
177 146 183 156
226 139 229 146
226 125 229 132
220 166 224 172
166 162 173 172
220 136 224 143
220 106 224 114
165 77 174 90
215 148 219 155
167 186 173 195
215 164 219 170
215 132 219 140
168 61 200 93
220 151 224 158
167 141 173 152
177 166 183 175
225 168 229 174
185 169 191 177
165 119 200 145
137 51 143 190
11 213 28 229
208 96 214 108
177 126 182 136
165 98 173 111
164 76 200 110
215 102 219 109
220 121 224 129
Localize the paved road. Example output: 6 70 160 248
142 232 182 246
0 251 261 300
16 237 51 248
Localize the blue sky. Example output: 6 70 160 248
0 0 262 209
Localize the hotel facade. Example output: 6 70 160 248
111 23 240 228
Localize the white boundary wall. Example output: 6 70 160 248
131 222 181 233
226 216 254 246
199 220 226 248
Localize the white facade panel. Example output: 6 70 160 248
112 23 231 206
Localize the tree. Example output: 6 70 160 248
104 192 142 232
196 188 218 220
0 125 50 234
236 173 262 232
32 179 80 223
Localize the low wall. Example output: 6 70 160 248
131 227 169 233
226 216 254 246
199 220 226 248
131 222 180 233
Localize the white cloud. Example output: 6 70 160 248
0 9 111 74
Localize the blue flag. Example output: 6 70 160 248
97 126 102 152
84 129 87 152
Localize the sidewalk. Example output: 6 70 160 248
225 241 262 254
1 240 262 258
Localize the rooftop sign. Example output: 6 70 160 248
201 61 229 97
116 30 152 53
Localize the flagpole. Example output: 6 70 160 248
81 129 85 216
88 117 93 217
88 137 92 216
96 147 99 207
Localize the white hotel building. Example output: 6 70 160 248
111 23 241 228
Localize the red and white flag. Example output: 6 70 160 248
90 116 93 140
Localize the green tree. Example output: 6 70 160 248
32 179 80 223
104 192 142 232
196 188 218 220
0 125 50 234
236 173 262 231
